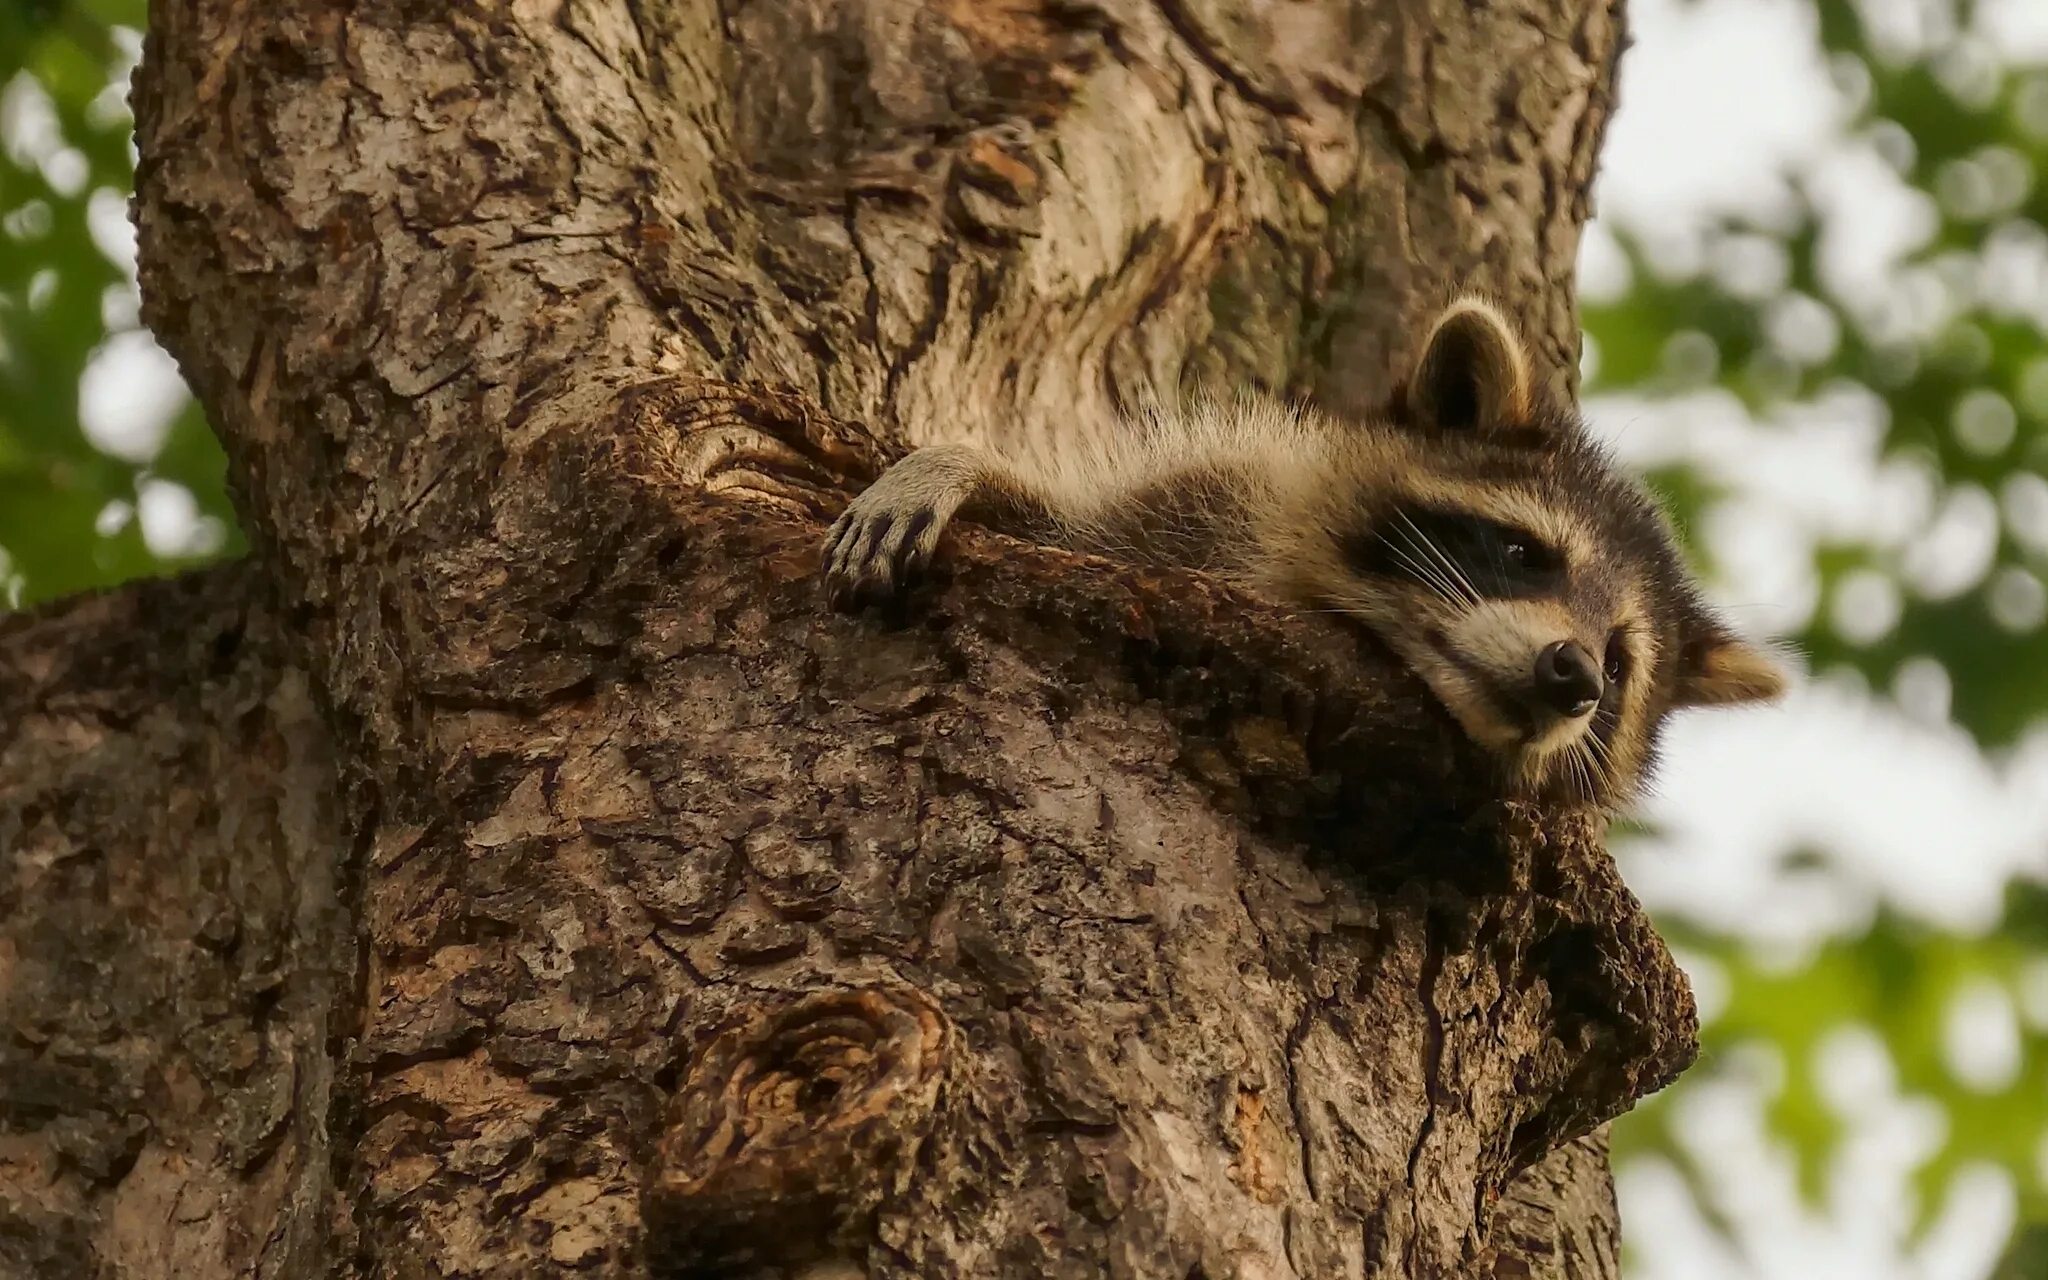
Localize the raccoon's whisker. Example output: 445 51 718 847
1392 515 1454 584
1573 746 1595 804
1382 521 1453 594
1584 724 1618 771
1557 745 1586 804
1580 734 1617 799
1398 514 1483 607
1378 524 1464 606
1393 515 1480 607
1421 528 1485 607
1384 542 1463 606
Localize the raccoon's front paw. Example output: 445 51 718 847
821 486 951 609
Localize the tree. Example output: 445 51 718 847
0 0 1693 1275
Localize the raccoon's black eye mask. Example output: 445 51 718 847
1344 505 1564 600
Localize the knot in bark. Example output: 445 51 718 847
643 986 952 1271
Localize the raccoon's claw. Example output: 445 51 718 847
822 494 946 608
821 445 982 610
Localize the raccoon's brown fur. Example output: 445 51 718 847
822 298 1785 809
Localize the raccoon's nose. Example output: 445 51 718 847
1533 641 1603 718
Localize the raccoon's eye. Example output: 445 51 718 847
1497 531 1559 575
1353 506 1562 597
1603 631 1630 684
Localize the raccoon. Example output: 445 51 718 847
821 298 1785 808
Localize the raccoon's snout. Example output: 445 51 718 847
1532 640 1602 718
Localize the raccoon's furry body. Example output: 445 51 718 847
823 299 1784 808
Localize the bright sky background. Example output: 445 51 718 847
1588 0 2048 1275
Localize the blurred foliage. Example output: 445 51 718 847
0 0 237 607
1589 0 2048 1268
1996 1223 2048 1280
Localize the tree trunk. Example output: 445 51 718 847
0 1 1684 1277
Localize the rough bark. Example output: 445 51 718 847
0 0 1678 1277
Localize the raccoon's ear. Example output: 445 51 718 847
1404 297 1533 433
1674 614 1787 708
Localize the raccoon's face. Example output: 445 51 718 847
1309 298 1785 808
